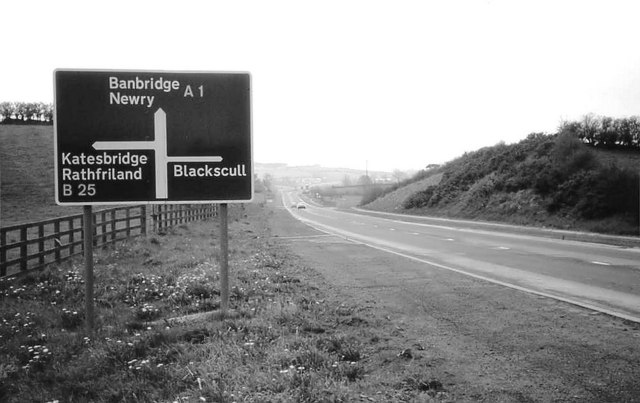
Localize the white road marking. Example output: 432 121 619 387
592 261 611 266
289 208 640 324
494 246 511 250
275 234 334 240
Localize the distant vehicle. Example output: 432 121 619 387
296 202 306 209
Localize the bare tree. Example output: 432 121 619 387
579 113 599 145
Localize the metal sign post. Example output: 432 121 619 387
220 203 229 314
83 206 95 332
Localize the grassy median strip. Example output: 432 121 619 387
0 203 445 402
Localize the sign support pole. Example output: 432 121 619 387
220 203 229 316
83 205 95 333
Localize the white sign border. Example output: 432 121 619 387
53 68 254 206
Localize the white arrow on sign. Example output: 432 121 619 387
93 108 223 199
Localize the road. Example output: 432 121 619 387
283 191 640 323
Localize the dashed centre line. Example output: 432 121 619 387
592 261 611 266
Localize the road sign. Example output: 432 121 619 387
54 69 252 205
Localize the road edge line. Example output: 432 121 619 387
288 208 640 324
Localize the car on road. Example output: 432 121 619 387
296 202 306 209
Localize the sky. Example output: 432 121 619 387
2 0 640 172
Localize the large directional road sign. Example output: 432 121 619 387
54 69 252 205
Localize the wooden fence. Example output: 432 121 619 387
1 204 217 279
151 204 217 232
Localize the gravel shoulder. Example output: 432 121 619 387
269 195 640 402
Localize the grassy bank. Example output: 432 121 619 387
365 133 640 235
0 202 443 402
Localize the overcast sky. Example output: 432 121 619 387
2 0 640 172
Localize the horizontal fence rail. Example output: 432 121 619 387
1 204 217 279
152 204 218 232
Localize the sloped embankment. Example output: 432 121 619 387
364 173 443 212
364 133 640 235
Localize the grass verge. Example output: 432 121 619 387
0 202 446 402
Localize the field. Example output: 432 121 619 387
0 125 87 227
0 200 457 402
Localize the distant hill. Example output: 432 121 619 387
363 133 640 235
255 163 391 185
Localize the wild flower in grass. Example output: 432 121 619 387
127 358 153 371
60 307 83 330
136 303 161 321
122 273 174 307
64 269 84 285
32 279 60 299
1 311 36 338
4 285 27 299
19 344 53 371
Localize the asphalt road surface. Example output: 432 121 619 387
283 191 640 323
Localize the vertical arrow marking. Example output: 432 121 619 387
92 108 223 199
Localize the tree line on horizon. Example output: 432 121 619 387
0 102 53 124
1 102 640 151
559 113 640 150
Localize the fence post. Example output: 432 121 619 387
111 210 116 242
151 205 157 233
1 230 6 277
101 211 107 245
69 218 75 256
54 221 61 262
125 208 131 238
20 227 27 272
38 224 45 267
173 205 177 227
141 205 147 235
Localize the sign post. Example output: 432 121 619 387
83 206 95 332
55 69 252 328
220 203 229 314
